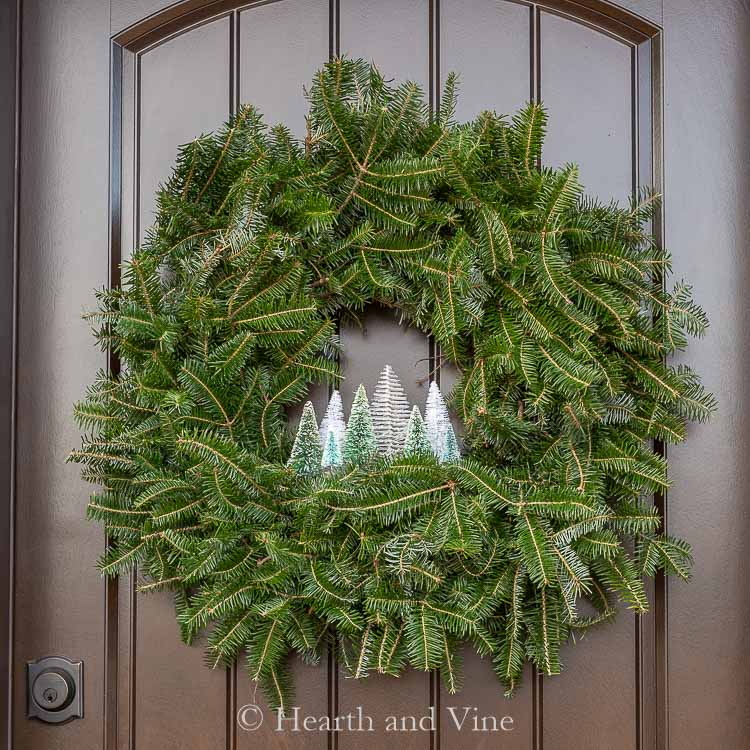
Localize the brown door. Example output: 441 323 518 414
7 1 750 748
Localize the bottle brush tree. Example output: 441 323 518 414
343 384 377 464
319 390 346 459
425 381 451 459
404 405 433 457
322 428 342 469
442 423 461 463
288 402 323 476
371 364 411 455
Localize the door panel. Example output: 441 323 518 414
133 17 232 750
439 650 534 750
13 1 750 748
437 5 536 746
441 0 531 120
138 17 231 242
540 11 634 205
238 0 329 138
339 0 430 88
235 5 331 747
335 5 434 740
536 11 638 749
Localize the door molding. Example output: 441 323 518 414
0 1 20 748
113 0 660 50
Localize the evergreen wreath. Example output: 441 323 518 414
71 58 714 710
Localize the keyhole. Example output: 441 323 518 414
43 688 57 703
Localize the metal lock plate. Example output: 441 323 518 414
27 656 83 724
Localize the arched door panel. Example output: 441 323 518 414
536 12 642 749
126 18 232 750
112 2 660 748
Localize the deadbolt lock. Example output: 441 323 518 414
27 656 83 724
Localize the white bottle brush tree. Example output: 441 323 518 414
343 384 377 465
371 364 411 456
288 401 323 476
425 380 460 461
319 390 346 468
